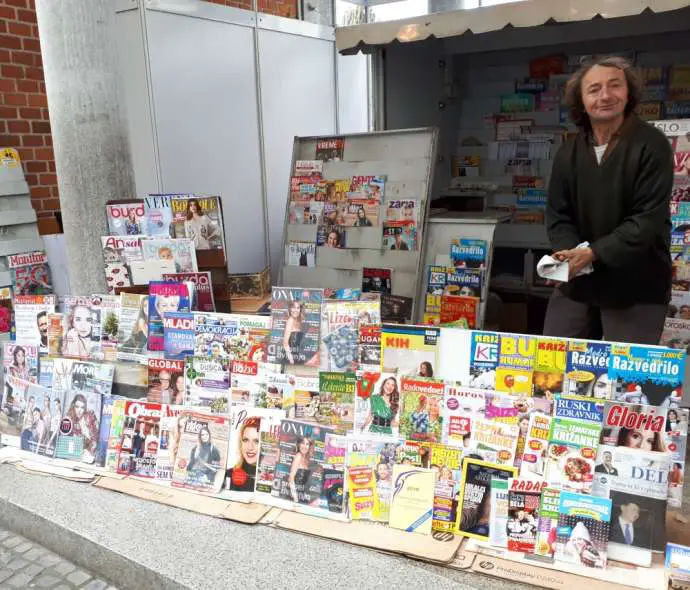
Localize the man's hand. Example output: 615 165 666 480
554 247 596 279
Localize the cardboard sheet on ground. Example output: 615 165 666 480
272 510 462 563
453 540 666 590
93 476 270 524
14 461 95 483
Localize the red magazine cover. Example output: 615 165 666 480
439 295 479 328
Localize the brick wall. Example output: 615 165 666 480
0 0 60 235
204 0 299 19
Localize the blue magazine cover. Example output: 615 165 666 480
608 344 685 407
565 341 612 399
446 267 483 299
450 239 487 269
147 282 191 352
469 331 500 390
163 311 195 360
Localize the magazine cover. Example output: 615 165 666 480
388 464 435 535
322 433 347 513
141 238 198 273
116 293 149 363
162 272 215 312
544 396 603 494
608 344 685 407
147 358 185 404
268 288 323 366
442 385 486 449
660 317 690 352
320 300 380 372
468 417 520 466
13 294 57 354
555 491 612 569
535 487 561 557
439 295 479 329
285 241 316 267
347 436 402 521
8 251 53 296
56 296 100 360
194 312 271 362
0 376 61 456
361 267 392 294
564 340 612 398
450 239 488 269
380 294 413 324
484 391 551 425
185 356 230 413
172 411 230 493
533 338 567 398
398 377 444 442
91 295 119 362
288 197 324 225
255 409 285 495
230 360 269 408
520 412 552 478
358 324 381 372
271 420 333 506
116 401 164 478
445 267 482 299
425 264 446 320
144 194 176 237
162 311 195 361
106 201 145 236
315 137 345 161
382 220 416 251
155 405 184 482
494 333 536 396
469 331 500 390
104 398 127 471
506 478 547 553
592 445 670 553
224 407 286 494
95 396 118 467
665 407 688 507
2 342 38 389
147 281 191 352
354 372 401 437
488 477 510 548
170 196 224 251
101 236 143 268
294 160 323 176
317 372 356 434
343 199 379 227
456 457 517 540
38 358 53 390
0 289 13 340
428 443 463 533
316 224 346 248
599 400 667 450
381 324 439 377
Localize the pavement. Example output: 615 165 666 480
0 466 531 590
0 528 116 590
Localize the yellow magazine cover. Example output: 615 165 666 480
389 464 435 534
429 444 463 533
496 333 536 396
347 465 378 520
533 338 567 398
381 324 440 378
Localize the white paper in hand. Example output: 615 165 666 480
536 242 593 283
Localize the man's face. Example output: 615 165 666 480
620 503 640 523
603 452 612 466
680 306 690 320
581 65 628 124
159 371 171 389
37 315 48 337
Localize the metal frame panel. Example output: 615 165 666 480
278 126 438 321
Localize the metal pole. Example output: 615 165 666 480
35 0 136 294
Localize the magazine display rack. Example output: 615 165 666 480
0 149 43 291
278 128 439 321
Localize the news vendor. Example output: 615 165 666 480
543 56 673 344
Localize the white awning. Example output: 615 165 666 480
336 0 690 53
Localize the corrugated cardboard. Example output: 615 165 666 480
93 476 269 524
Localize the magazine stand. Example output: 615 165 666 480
0 149 44 290
278 128 439 322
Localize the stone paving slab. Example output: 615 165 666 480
0 527 114 590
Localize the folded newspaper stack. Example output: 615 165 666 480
536 242 594 282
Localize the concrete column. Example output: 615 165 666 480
35 0 136 294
